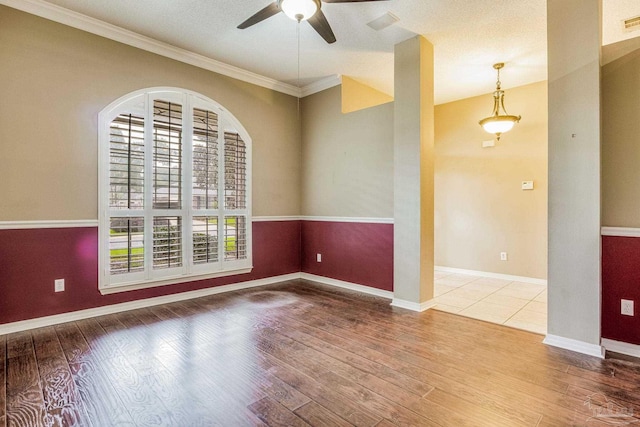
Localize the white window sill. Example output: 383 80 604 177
99 266 253 295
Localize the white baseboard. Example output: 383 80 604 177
390 298 437 312
0 273 300 336
601 338 640 358
300 273 393 299
435 266 547 286
543 334 605 359
0 272 396 335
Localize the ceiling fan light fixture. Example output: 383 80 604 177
279 0 320 22
479 63 521 141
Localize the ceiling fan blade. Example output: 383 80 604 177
237 2 281 29
322 0 389 3
307 10 336 44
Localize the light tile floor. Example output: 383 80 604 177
433 271 547 335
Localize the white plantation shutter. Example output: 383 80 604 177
108 113 145 278
153 216 183 269
109 113 145 210
99 88 252 291
192 107 220 267
109 217 144 275
193 216 218 264
192 107 219 210
224 216 247 261
152 100 183 210
223 132 248 263
224 132 247 211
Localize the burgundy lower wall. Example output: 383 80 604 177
0 220 301 325
13 221 634 342
301 221 393 291
602 235 640 345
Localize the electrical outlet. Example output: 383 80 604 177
500 252 508 261
54 278 65 293
316 253 322 263
621 299 634 316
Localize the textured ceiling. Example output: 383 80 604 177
36 0 640 104
603 0 640 46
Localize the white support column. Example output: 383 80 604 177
544 0 603 357
392 36 435 311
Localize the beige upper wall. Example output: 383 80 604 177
301 85 394 218
341 76 393 114
602 45 640 227
0 6 301 221
301 79 548 279
435 81 548 279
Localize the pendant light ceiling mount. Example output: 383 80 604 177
479 62 521 141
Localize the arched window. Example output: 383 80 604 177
98 88 252 293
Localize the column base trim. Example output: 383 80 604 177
543 334 604 359
390 298 436 312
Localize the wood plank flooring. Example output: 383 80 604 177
2 279 640 426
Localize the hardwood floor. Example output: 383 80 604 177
2 279 640 426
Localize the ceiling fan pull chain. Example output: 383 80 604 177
297 20 301 115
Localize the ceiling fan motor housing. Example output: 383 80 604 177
238 0 388 44
278 0 322 22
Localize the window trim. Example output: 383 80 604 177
98 87 253 294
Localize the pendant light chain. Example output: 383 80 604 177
478 62 521 141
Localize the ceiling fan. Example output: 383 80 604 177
238 0 389 44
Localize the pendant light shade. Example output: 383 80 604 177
279 0 320 22
479 63 521 141
480 115 517 134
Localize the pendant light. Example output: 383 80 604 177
479 63 521 141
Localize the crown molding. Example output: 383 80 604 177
0 0 306 97
300 75 342 97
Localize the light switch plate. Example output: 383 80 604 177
482 140 495 148
522 181 534 190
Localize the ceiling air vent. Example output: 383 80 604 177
623 15 640 33
367 12 399 31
